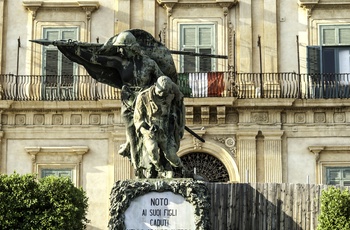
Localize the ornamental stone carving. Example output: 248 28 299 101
251 112 268 123
314 112 325 123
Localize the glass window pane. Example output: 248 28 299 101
343 169 350 179
329 169 341 180
344 181 350 186
328 180 340 185
199 28 212 46
42 169 72 180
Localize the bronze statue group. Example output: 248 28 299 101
34 30 188 178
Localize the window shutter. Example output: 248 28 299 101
61 54 74 76
45 50 59 75
339 28 350 44
199 48 212 72
307 46 321 74
183 28 195 46
322 28 336 45
184 48 196 72
46 31 59 40
199 27 211 46
62 31 76 40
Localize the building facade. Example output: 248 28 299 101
1 0 350 228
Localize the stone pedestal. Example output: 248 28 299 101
109 179 211 230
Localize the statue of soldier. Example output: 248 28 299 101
110 31 165 178
133 76 186 178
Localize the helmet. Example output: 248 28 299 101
113 31 137 47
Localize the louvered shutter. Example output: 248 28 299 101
339 28 350 44
307 46 321 74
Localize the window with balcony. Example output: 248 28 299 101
42 27 78 100
307 25 350 74
180 24 216 72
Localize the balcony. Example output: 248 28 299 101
0 72 350 101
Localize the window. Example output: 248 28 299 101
307 25 350 74
326 167 350 186
42 27 78 76
42 27 78 99
41 168 73 179
180 24 215 72
26 146 89 186
309 145 350 184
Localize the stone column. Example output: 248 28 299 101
236 131 257 182
263 130 284 182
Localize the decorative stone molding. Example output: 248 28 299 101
22 1 99 20
191 129 206 149
157 0 237 17
213 136 236 157
25 146 89 186
298 0 350 17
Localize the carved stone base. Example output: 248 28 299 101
109 179 211 230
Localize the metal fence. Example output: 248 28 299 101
1 73 350 100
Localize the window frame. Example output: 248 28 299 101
326 166 350 186
179 24 216 72
307 24 350 74
309 145 350 185
42 27 79 76
25 146 88 187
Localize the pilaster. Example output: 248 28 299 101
237 0 253 72
263 130 284 182
236 131 257 182
115 0 131 33
263 0 278 72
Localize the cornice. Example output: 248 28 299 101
157 0 237 16
22 0 99 20
298 0 350 17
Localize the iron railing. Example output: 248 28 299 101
1 73 350 100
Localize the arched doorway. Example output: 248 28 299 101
177 141 240 182
180 152 230 182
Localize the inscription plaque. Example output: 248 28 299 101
125 191 195 230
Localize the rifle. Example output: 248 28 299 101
30 39 227 59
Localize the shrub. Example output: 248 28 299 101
317 186 350 230
0 173 89 229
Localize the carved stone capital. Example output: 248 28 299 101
298 0 319 17
308 146 325 162
157 0 178 17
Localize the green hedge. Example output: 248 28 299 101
317 186 350 230
0 173 89 230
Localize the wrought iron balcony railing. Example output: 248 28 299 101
0 72 350 101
